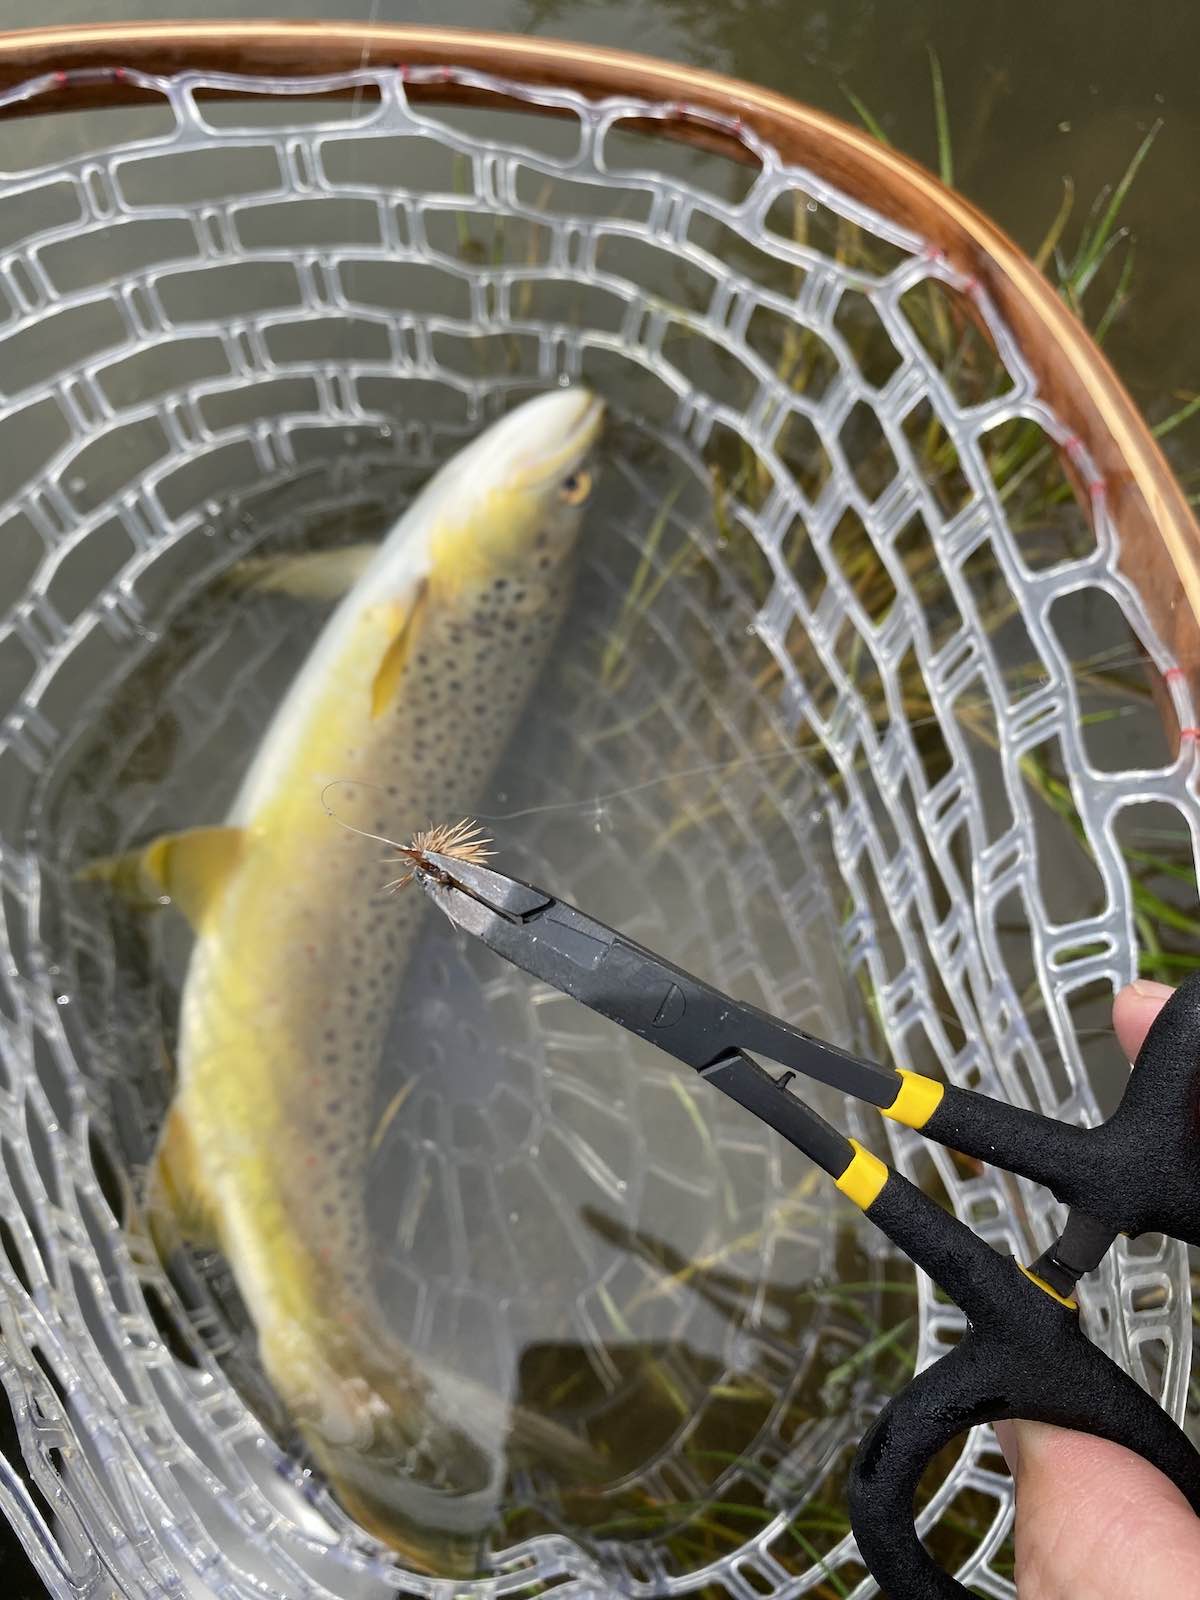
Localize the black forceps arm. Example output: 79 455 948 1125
415 849 894 1188
416 850 1200 1259
415 851 1200 1600
416 851 901 1099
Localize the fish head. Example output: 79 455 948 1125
427 387 605 590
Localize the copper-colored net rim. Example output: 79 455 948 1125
1 20 1197 700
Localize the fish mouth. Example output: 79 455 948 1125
562 390 606 455
519 388 606 485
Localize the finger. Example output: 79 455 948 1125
997 1418 1200 1600
1112 979 1174 1063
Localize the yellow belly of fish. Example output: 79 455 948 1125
134 565 582 1570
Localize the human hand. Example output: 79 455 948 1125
994 979 1200 1599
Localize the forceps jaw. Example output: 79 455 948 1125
414 850 553 920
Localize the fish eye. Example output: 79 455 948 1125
559 468 593 505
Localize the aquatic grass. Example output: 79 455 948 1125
818 1316 917 1410
927 48 954 189
666 1075 741 1224
599 481 689 689
1056 120 1161 316
1018 751 1200 981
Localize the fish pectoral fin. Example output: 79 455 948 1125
79 825 245 929
147 1105 220 1254
228 542 380 601
370 577 430 720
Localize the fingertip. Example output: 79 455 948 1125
994 1417 1021 1474
1113 980 1174 1063
1004 1421 1200 1599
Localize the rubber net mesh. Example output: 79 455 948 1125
0 60 1196 1600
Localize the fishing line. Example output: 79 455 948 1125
473 744 818 823
318 627 1195 838
319 742 822 843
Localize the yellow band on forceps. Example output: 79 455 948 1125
1017 1263 1078 1311
834 1139 889 1211
882 1069 945 1129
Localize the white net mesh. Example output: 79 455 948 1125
0 58 1196 1600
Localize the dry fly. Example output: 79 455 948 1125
383 819 495 892
319 785 495 893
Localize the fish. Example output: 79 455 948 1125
85 388 606 1573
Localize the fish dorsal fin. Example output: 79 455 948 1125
81 825 245 930
370 576 430 720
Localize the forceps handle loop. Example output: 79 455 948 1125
844 1171 1200 1600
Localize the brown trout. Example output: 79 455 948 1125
95 389 605 1571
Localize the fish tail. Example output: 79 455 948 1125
262 1315 601 1572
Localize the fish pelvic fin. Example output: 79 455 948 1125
79 824 245 931
146 1104 220 1254
370 577 430 720
228 542 380 601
